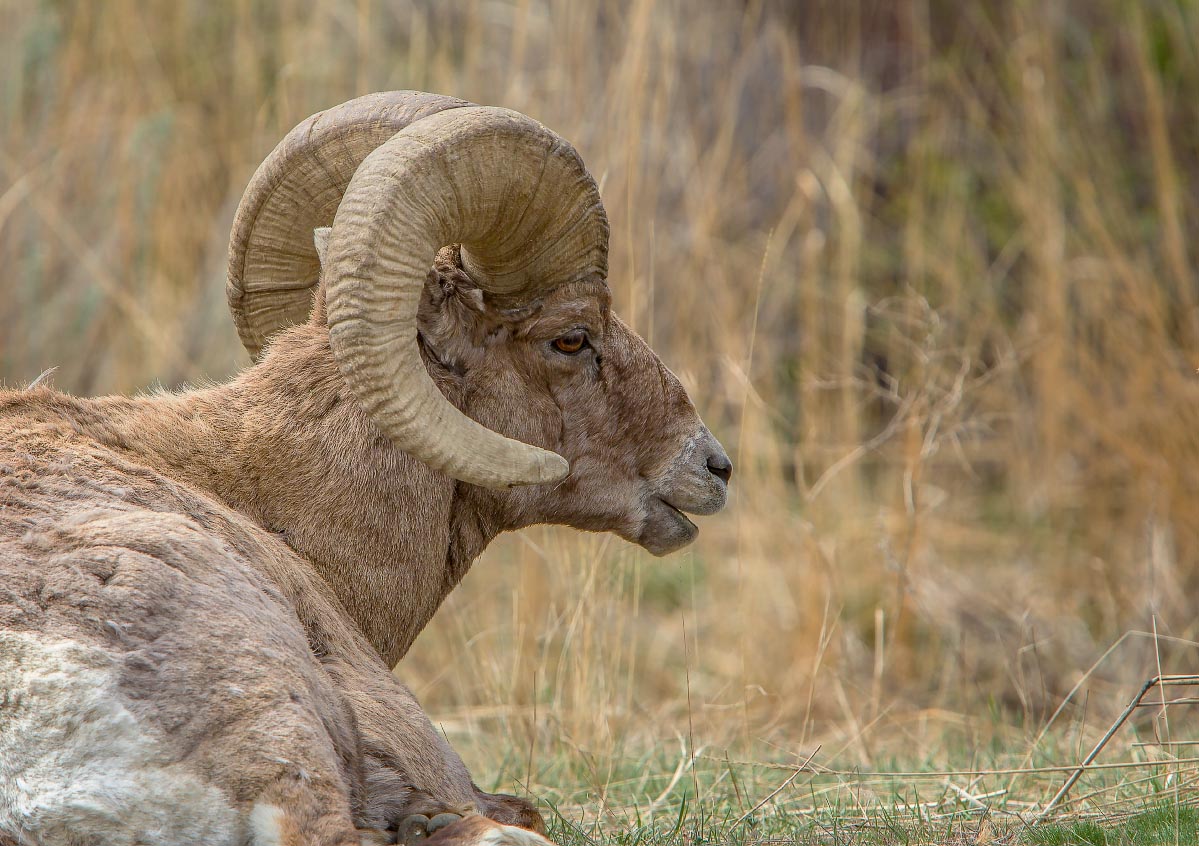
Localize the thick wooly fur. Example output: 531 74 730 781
0 250 729 844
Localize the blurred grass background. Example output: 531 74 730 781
3 0 1199 828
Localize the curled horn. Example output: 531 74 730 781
228 92 609 488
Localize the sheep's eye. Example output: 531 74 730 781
552 331 588 355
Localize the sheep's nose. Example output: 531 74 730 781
706 448 732 484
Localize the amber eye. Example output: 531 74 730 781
552 331 588 355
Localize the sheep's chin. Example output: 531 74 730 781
635 497 699 556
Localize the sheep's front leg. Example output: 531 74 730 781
351 676 545 835
318 645 545 836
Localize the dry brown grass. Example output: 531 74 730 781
3 0 1199 804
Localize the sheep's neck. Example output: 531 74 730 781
71 327 506 666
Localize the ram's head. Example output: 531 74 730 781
228 92 730 555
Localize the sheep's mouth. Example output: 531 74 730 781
637 496 700 556
659 497 699 528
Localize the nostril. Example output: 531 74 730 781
706 453 732 484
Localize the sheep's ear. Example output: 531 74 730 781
314 227 332 270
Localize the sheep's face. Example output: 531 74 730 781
419 250 731 555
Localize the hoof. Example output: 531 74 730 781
396 814 430 844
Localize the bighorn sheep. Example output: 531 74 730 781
0 91 731 846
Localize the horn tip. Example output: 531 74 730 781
537 452 570 485
505 451 569 488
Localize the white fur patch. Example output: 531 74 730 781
0 632 240 845
480 822 555 846
472 814 556 843
249 803 286 846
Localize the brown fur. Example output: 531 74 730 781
0 251 728 843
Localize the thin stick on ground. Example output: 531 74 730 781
730 745 822 830
1035 675 1199 822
